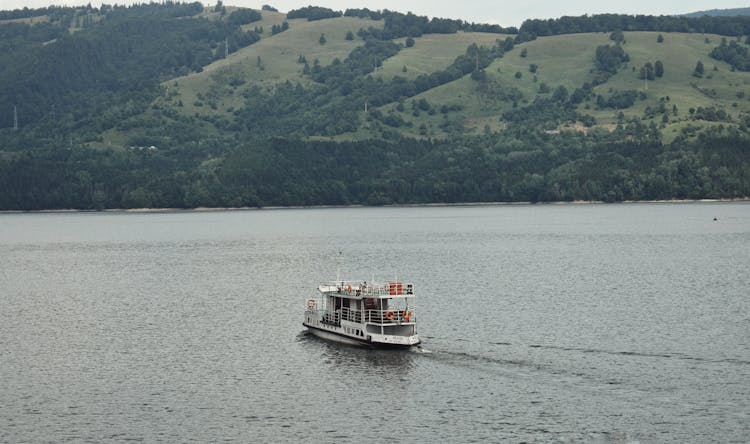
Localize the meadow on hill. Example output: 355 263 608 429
0 3 748 209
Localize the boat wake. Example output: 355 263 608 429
524 343 750 366
414 336 750 368
410 345 432 354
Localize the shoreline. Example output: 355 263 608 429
0 198 748 214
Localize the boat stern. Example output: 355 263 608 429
369 333 421 347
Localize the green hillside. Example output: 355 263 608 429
167 14 383 117
154 24 750 142
0 3 749 210
684 7 750 17
360 31 749 140
377 33 510 80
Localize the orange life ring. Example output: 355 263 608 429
385 310 395 321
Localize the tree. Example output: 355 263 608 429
520 47 528 57
595 44 629 75
610 30 624 44
227 9 262 26
657 33 664 43
345 30 354 40
639 62 655 80
471 69 487 81
693 60 704 77
515 71 522 79
288 6 341 21
319 33 326 45
405 37 415 47
529 63 538 73
552 85 569 102
262 4 278 12
570 87 587 103
655 60 664 77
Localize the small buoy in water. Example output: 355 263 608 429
713 217 718 221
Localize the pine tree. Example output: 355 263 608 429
693 60 704 78
655 60 664 77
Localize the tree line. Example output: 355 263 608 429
518 14 750 40
1 127 747 210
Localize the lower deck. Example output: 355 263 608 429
304 311 420 347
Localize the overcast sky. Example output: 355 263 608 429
2 0 749 26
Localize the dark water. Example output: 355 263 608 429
1 203 748 442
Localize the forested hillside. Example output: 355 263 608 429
0 2 748 210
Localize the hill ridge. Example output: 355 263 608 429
0 3 748 210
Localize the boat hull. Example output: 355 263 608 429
303 323 419 349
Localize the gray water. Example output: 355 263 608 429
1 203 748 443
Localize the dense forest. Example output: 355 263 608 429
0 3 748 210
0 2 258 130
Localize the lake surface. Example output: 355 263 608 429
1 203 748 442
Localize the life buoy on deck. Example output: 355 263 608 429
385 310 395 321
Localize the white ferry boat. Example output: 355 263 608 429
303 280 420 348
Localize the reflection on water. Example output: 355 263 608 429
298 331 418 372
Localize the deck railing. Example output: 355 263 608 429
319 308 416 325
340 307 362 323
364 309 414 324
327 281 414 297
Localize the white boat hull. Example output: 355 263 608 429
303 322 420 348
304 323 369 346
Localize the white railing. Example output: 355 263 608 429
340 307 362 323
314 307 416 325
326 281 415 297
365 309 415 324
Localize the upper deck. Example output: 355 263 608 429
318 281 414 299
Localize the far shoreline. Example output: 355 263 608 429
0 198 748 215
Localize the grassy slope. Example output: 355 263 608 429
363 31 750 140
97 12 383 147
376 32 510 80
164 13 383 117
102 13 750 145
324 32 513 141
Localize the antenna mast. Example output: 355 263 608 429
336 251 342 282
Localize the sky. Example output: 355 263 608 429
2 0 749 26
